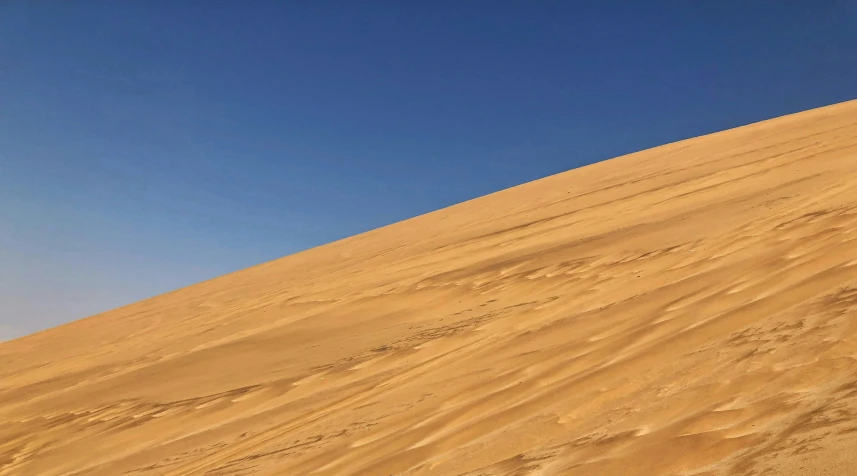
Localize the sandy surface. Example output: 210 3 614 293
2 100 857 475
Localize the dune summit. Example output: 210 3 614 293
2 100 857 475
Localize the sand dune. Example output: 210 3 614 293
2 100 857 475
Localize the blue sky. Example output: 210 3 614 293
1 2 856 340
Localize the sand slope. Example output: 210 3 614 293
2 100 857 475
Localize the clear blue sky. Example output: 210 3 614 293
1 2 855 340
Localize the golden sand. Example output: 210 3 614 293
2 100 857 475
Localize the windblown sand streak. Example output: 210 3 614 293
2 100 857 475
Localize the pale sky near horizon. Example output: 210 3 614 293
2 2 856 341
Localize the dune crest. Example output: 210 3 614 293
2 100 857 475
